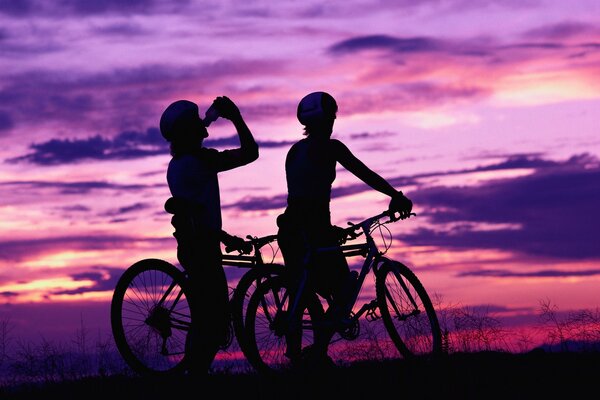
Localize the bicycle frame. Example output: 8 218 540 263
290 210 410 330
242 210 442 373
221 234 278 269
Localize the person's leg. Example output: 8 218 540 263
180 234 228 375
303 228 352 362
199 235 229 371
277 225 306 361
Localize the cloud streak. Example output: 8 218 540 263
223 152 600 262
7 129 295 165
458 268 600 278
51 266 124 296
0 235 171 263
404 153 600 260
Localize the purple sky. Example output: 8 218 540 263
1 0 599 348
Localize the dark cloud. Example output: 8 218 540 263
500 42 564 50
223 194 288 212
0 179 160 197
396 82 489 104
329 35 443 55
466 153 557 171
8 129 294 166
0 59 286 130
224 174 417 212
101 202 150 217
7 128 166 165
459 268 600 278
0 235 171 262
59 0 155 15
90 22 148 36
404 153 600 260
522 22 599 40
223 153 569 212
0 0 173 17
328 32 599 61
0 110 14 131
223 152 600 262
0 0 34 16
348 131 395 140
51 266 124 295
55 204 92 212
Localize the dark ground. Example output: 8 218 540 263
2 351 599 400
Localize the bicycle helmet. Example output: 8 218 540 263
159 100 199 142
297 91 338 126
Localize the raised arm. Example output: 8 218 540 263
212 96 259 171
332 139 412 217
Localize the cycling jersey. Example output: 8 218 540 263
167 147 254 233
284 136 336 226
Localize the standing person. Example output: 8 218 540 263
159 96 258 375
277 91 413 367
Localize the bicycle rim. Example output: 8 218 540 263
376 259 442 359
230 264 283 354
111 259 192 375
244 275 323 374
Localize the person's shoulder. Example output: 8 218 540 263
198 147 219 156
290 138 307 147
286 138 305 154
329 138 348 151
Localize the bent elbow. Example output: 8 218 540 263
239 144 259 165
251 146 259 162
247 143 259 163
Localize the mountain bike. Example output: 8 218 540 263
242 210 442 374
110 232 282 376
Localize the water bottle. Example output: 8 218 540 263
203 103 220 127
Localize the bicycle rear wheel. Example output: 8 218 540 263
230 264 284 354
376 259 442 359
243 275 324 375
111 258 192 375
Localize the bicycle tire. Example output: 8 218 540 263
376 259 442 359
111 258 192 375
243 274 324 375
230 264 284 354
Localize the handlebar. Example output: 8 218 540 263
225 234 278 255
339 210 416 243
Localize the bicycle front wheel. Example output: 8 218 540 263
111 258 192 375
244 275 324 375
230 264 284 354
376 259 442 359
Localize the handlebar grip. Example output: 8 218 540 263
225 243 253 254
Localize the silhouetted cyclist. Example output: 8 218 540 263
160 96 258 375
277 91 412 368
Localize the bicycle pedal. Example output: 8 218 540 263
365 307 380 321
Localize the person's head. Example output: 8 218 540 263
160 100 208 156
297 91 337 138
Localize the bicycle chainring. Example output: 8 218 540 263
338 312 360 340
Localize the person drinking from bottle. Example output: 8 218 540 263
160 96 259 375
